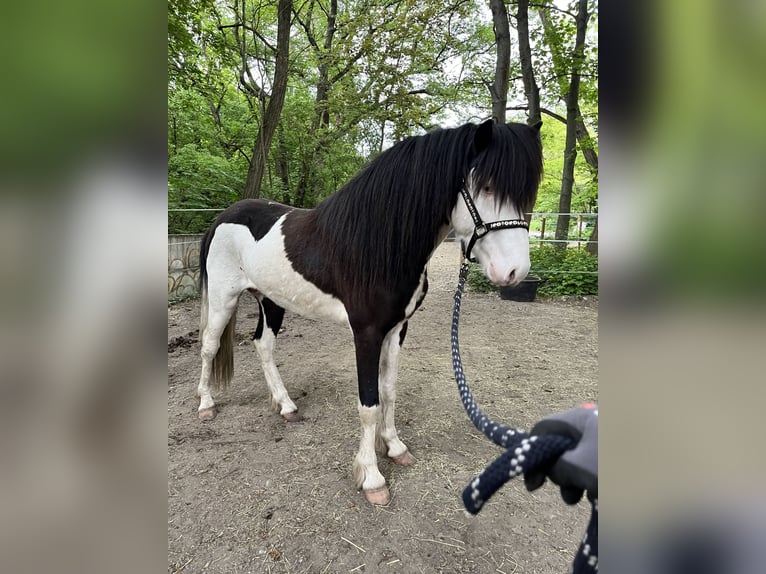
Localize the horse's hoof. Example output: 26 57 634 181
198 407 216 421
282 411 303 423
364 486 391 506
391 450 416 466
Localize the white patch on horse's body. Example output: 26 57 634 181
353 404 387 492
377 321 408 459
212 220 350 325
404 269 427 318
252 319 298 416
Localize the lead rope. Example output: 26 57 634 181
452 261 598 573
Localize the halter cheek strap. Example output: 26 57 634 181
459 186 529 262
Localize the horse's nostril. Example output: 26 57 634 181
508 269 516 283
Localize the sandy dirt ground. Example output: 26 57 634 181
168 240 598 573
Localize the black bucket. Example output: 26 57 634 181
499 275 541 302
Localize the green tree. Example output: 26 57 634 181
243 0 292 198
167 0 598 227
536 1 596 249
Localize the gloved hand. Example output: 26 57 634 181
524 403 598 504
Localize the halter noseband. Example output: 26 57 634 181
459 185 529 262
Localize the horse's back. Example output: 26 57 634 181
212 199 294 243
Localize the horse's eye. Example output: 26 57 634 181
482 186 493 194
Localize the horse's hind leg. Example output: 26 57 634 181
253 297 300 421
376 321 415 465
197 288 240 420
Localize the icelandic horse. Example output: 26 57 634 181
196 120 543 504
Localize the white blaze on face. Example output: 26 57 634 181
451 174 531 287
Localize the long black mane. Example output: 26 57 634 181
313 121 543 295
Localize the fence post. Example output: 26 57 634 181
540 217 546 243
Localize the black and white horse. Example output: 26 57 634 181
196 120 543 505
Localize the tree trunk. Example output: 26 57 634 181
294 0 337 207
585 218 598 256
555 126 577 248
243 0 292 199
577 122 598 175
317 0 337 129
553 0 589 249
489 0 510 123
516 0 540 126
275 123 291 203
538 8 597 179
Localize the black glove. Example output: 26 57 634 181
524 404 598 504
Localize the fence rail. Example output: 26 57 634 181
168 209 598 299
168 208 226 212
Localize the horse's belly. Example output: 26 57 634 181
265 284 349 324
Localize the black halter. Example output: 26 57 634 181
458 185 529 262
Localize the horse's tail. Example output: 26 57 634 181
199 226 235 391
199 225 213 336
212 303 236 392
199 224 214 296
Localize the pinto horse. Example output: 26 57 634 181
196 119 543 505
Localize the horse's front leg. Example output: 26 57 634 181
351 326 390 505
376 321 415 466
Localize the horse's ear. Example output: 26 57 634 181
474 119 494 153
531 120 543 132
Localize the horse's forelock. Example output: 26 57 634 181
471 123 543 214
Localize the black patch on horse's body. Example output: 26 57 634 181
398 322 409 347
254 298 285 340
415 274 428 312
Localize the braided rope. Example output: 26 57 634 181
451 261 598 573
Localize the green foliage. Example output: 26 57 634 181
167 0 598 234
168 144 246 233
531 246 598 296
535 120 597 215
466 264 497 294
466 246 598 296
